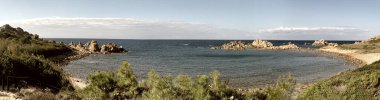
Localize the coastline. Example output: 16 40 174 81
63 46 366 90
59 49 91 89
318 46 380 66
297 48 365 67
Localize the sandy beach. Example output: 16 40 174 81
69 77 88 89
319 46 380 65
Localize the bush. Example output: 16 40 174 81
143 70 177 99
192 75 211 100
77 62 140 99
0 25 75 92
113 62 138 99
265 74 295 100
302 62 380 99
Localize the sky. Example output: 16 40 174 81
0 0 379 40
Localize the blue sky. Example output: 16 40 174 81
0 0 379 40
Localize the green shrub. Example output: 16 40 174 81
302 62 380 99
173 75 193 99
143 70 177 99
210 70 227 99
76 85 105 100
113 61 138 99
265 74 295 100
192 75 211 100
0 25 75 91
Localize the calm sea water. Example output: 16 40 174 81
51 39 356 88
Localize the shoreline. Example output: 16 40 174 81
295 48 365 67
61 44 373 91
318 46 380 66
59 49 91 90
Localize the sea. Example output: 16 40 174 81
50 39 357 88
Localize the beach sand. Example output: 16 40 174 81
69 77 88 89
319 46 380 65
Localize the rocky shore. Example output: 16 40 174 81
211 39 368 67
62 40 127 89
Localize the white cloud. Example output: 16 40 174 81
0 18 375 40
257 27 373 40
259 27 364 33
3 17 250 39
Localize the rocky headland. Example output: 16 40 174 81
68 40 126 54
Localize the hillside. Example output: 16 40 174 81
339 35 380 53
305 35 380 99
0 24 74 92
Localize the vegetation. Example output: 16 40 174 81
0 24 74 91
77 60 380 100
77 61 296 100
303 61 380 99
339 37 380 53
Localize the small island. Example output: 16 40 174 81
211 39 299 50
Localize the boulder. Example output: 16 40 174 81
88 40 100 52
327 43 338 47
75 42 87 52
273 42 299 50
220 41 246 50
312 39 328 46
249 39 273 48
100 43 125 53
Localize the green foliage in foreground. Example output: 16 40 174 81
77 61 296 100
303 61 380 100
265 74 296 100
0 24 73 91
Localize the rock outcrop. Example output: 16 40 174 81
212 40 300 50
272 42 299 50
327 43 338 47
220 41 246 50
249 39 273 48
312 39 328 46
88 40 100 52
100 43 125 54
68 40 125 54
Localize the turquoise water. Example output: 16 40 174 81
55 39 356 88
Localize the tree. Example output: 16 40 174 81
113 61 138 99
